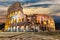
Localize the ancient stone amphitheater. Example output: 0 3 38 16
4 2 55 32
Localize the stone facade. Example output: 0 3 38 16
4 2 55 32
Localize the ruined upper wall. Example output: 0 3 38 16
8 2 23 14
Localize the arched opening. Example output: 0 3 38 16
55 22 60 30
0 23 5 31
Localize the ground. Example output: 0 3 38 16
0 32 60 40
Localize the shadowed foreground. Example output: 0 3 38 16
0 32 60 40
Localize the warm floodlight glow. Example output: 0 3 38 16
18 11 21 14
4 2 55 32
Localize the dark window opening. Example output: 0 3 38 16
55 23 60 30
0 23 5 30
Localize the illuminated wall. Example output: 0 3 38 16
4 2 26 32
36 14 55 31
4 2 55 32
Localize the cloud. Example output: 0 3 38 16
0 0 52 3
6 0 25 2
0 0 6 2
23 0 53 8
0 0 60 15
0 0 31 2
5 0 39 2
49 0 60 14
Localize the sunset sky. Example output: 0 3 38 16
0 0 60 14
0 0 60 23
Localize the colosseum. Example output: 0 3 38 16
4 2 55 32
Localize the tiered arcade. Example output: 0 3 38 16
4 2 55 32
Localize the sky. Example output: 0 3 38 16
0 0 60 14
0 0 60 23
